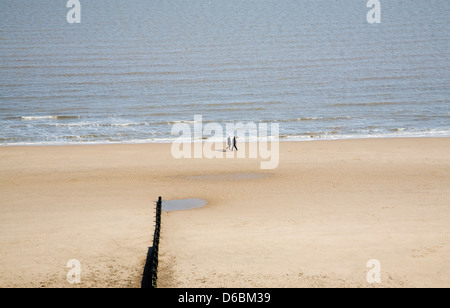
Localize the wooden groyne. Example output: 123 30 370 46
142 196 162 288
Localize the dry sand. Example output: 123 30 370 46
1 138 449 288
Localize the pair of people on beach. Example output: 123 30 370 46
226 136 238 152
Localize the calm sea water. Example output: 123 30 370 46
0 0 449 145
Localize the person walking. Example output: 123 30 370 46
233 136 238 151
226 136 232 151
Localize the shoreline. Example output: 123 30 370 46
2 134 450 148
1 137 449 288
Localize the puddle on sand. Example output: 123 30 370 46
162 199 207 212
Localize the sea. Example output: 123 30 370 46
0 0 449 145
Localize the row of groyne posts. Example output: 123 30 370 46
142 196 162 289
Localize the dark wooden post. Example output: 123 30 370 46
151 196 162 288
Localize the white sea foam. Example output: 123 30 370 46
20 116 58 120
20 116 80 121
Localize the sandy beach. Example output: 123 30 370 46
1 138 449 288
